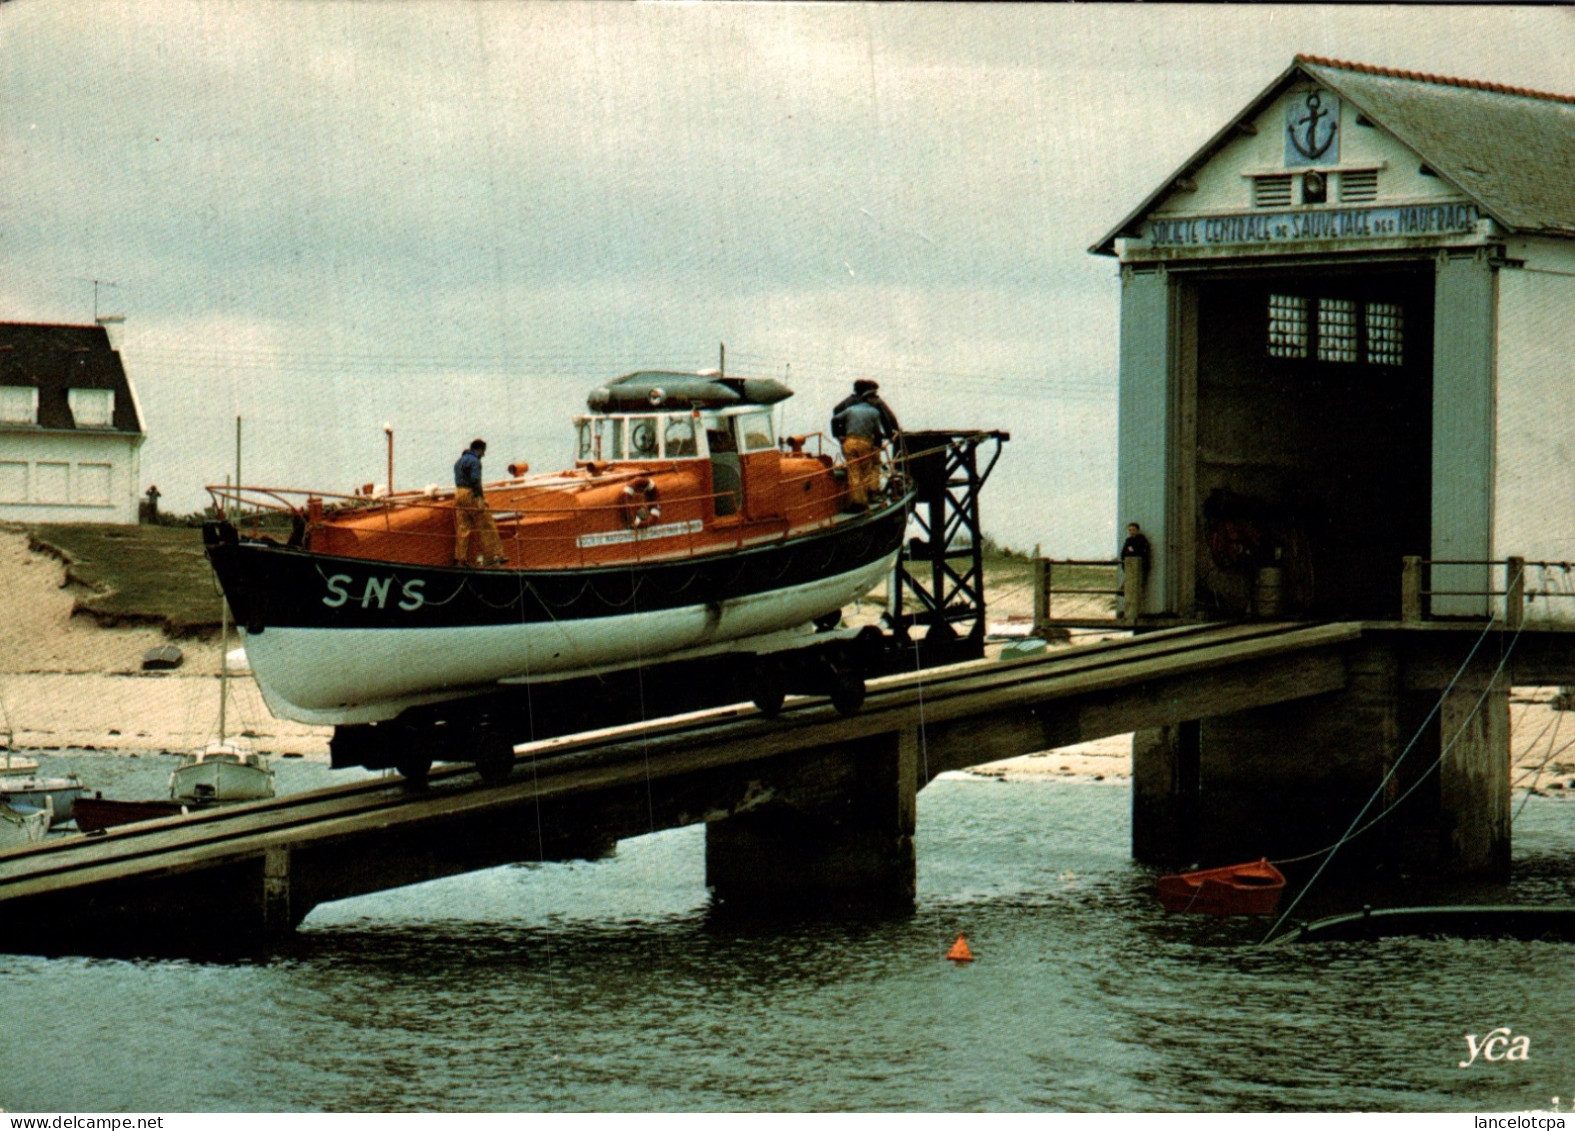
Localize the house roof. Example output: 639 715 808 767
0 322 144 434
1092 56 1575 255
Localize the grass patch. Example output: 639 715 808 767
25 524 223 638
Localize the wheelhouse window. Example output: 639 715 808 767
663 416 698 457
627 417 660 459
0 386 38 425
735 410 775 452
68 388 114 428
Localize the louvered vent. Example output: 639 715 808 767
1339 169 1379 203
1253 175 1293 208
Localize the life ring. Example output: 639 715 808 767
621 477 661 529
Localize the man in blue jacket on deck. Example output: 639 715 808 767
831 380 900 512
453 439 507 567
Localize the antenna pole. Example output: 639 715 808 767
384 424 394 495
234 416 243 517
719 342 725 379
219 474 230 743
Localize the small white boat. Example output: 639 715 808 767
0 774 84 827
170 740 275 803
0 749 39 775
170 524 275 806
0 800 50 849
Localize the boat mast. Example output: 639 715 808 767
219 416 241 744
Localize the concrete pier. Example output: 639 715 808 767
0 620 1559 956
706 730 918 911
1130 632 1519 878
1131 722 1198 867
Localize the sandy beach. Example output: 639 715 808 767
1 528 332 757
3 527 1572 791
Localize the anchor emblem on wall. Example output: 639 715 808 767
1285 90 1340 166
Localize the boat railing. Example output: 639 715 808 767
207 462 908 571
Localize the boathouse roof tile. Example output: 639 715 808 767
1092 56 1575 255
0 322 144 434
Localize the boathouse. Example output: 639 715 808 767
1094 58 1575 877
0 322 146 524
1094 56 1575 623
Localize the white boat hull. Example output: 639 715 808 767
170 747 275 803
0 803 50 849
0 776 84 827
242 550 897 725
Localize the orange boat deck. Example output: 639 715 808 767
251 448 859 571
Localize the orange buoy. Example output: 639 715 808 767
946 934 974 963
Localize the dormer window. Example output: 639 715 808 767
0 386 37 425
68 387 115 428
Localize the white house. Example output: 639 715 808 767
1093 56 1575 622
0 322 147 524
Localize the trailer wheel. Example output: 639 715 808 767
829 672 866 716
472 727 516 784
395 749 434 788
390 729 433 788
752 686 786 717
750 657 786 717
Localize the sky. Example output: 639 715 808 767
4 2 1575 554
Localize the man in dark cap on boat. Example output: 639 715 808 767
831 379 900 512
453 439 507 567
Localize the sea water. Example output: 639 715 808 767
5 750 1575 1113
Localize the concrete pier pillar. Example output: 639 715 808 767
1195 643 1402 870
705 729 917 912
261 845 294 937
1437 674 1510 877
1128 636 1514 878
1131 722 1199 866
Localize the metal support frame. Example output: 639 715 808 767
887 430 1008 664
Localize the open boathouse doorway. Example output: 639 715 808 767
1187 265 1435 620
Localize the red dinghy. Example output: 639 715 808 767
1157 858 1286 916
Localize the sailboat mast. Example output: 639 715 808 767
219 416 240 744
218 578 229 742
235 416 242 509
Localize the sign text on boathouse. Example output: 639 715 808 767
1145 203 1479 250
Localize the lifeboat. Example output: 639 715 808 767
1156 858 1287 916
203 370 912 749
